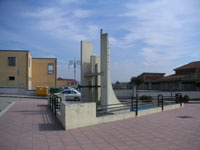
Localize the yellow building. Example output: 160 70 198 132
32 58 57 88
0 50 57 89
0 50 32 89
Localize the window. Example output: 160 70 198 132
62 90 71 94
48 64 54 74
9 76 15 80
71 90 77 94
8 57 16 66
67 90 72 94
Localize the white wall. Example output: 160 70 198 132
114 89 200 99
56 101 182 130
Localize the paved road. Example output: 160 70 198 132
0 101 200 150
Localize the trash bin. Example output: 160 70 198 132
36 86 48 96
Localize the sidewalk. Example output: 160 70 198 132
0 101 200 150
0 94 48 99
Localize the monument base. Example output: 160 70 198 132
55 101 183 130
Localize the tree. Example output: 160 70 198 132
115 81 120 96
130 77 144 88
130 76 144 92
115 80 120 84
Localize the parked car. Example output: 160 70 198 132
55 89 81 101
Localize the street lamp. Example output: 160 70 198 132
68 58 80 81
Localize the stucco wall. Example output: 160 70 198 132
0 51 29 88
0 87 36 95
56 101 182 130
32 58 57 88
114 89 200 99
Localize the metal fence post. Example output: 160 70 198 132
161 96 164 111
131 96 133 112
50 95 52 109
136 94 138 116
51 95 55 111
54 96 57 115
180 96 182 107
157 95 160 107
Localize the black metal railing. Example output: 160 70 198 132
96 101 131 117
49 93 183 117
49 95 62 116
97 93 183 117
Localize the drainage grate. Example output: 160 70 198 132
177 116 193 119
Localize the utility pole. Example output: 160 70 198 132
68 58 80 81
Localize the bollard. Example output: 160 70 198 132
131 96 134 112
161 96 164 111
136 94 138 116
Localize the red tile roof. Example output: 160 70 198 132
139 72 165 76
57 77 76 82
160 74 187 80
145 76 164 80
174 61 200 70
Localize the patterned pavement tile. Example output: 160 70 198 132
0 101 200 150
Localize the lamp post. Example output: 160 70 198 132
68 58 80 81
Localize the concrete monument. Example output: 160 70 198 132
81 29 120 106
51 29 184 130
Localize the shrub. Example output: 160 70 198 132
50 87 61 94
139 95 152 102
182 95 190 103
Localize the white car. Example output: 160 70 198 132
55 89 81 101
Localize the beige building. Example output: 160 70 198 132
57 77 77 88
0 50 32 89
0 50 57 89
32 58 57 88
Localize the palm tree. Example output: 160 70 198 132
115 80 120 96
130 76 144 95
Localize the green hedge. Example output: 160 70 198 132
182 95 190 103
50 87 61 94
139 95 152 101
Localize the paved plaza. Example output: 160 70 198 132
0 100 200 150
0 97 46 114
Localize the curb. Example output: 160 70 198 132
0 95 47 99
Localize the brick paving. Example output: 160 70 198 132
0 101 200 150
0 94 48 99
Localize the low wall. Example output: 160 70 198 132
57 101 96 130
56 101 183 130
114 89 200 99
0 87 36 95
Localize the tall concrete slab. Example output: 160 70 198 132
90 56 101 103
81 41 93 102
100 30 120 105
80 30 120 106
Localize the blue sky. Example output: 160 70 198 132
0 0 200 82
